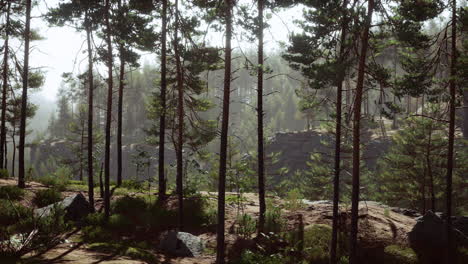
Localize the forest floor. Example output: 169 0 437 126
0 179 417 263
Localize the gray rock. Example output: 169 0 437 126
34 193 92 222
391 207 421 218
159 231 204 257
408 211 468 263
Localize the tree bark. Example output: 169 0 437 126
349 0 374 263
174 0 184 231
216 1 232 262
257 0 266 236
158 0 168 201
85 10 95 210
0 2 11 170
331 1 349 263
18 0 32 189
103 0 113 219
117 0 125 187
446 0 457 262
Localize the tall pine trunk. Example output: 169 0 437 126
330 1 349 263
174 0 184 231
86 10 95 210
18 0 32 189
257 0 266 236
158 0 168 201
117 0 125 187
216 0 232 262
103 0 114 219
349 0 374 263
446 0 457 262
0 2 11 170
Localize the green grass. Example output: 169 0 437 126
87 242 156 263
384 245 418 264
0 186 25 201
32 189 62 207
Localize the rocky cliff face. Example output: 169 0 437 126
265 130 391 182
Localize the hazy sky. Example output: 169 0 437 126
31 0 301 102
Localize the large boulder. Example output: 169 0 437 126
159 231 204 257
34 193 92 222
408 211 468 263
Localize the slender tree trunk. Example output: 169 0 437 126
86 11 95 210
103 0 114 219
0 2 11 170
11 130 15 178
446 0 457 262
158 0 168 201
216 1 232 262
4 136 8 170
426 129 435 211
80 124 84 181
99 162 104 198
117 0 125 187
18 0 32 189
330 1 348 263
257 0 266 236
174 0 184 231
349 0 374 263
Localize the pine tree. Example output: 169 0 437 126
349 1 374 262
18 0 32 188
217 1 232 262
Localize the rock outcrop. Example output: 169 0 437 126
408 211 468 263
34 193 92 221
159 231 205 257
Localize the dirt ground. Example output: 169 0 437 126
1 179 416 263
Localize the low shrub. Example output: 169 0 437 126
235 250 296 264
146 202 176 231
112 196 147 226
108 214 134 234
87 242 156 263
120 179 146 190
32 188 62 207
384 245 418 264
0 200 32 234
0 186 25 201
183 196 215 229
82 225 113 242
235 213 257 239
264 207 285 234
37 166 71 191
0 169 9 179
0 204 69 258
302 224 332 264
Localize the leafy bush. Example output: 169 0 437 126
235 250 296 264
235 213 257 239
37 166 71 191
0 200 32 235
0 204 69 258
302 224 332 263
32 188 62 207
0 169 9 179
112 196 147 226
87 242 156 263
384 245 418 264
146 202 176 231
0 186 25 201
284 188 304 211
264 207 285 234
82 225 113 242
120 179 145 190
108 214 134 234
183 196 215 229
